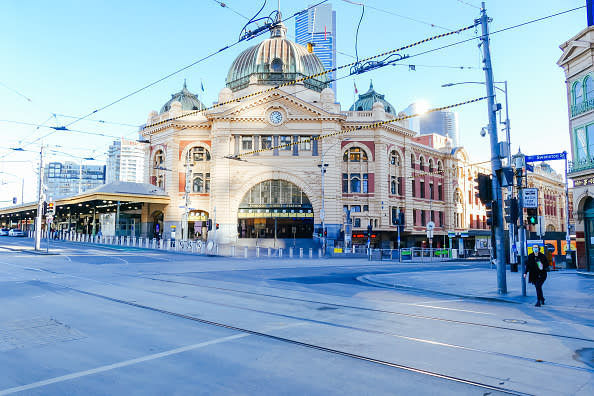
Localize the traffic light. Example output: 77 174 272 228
47 202 55 215
12 197 16 204
504 197 519 225
215 223 220 230
485 200 496 227
367 224 372 237
206 219 212 230
43 201 48 215
474 173 492 204
324 229 327 237
526 208 538 224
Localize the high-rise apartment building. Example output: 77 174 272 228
295 3 336 95
44 161 106 199
106 138 146 183
403 102 460 146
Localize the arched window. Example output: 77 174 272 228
437 161 443 173
154 150 165 167
574 81 584 105
192 176 204 193
152 149 166 189
390 150 400 166
189 146 211 162
350 174 361 193
428 159 434 173
411 154 415 168
343 147 368 162
271 58 283 73
391 177 397 194
419 156 425 171
586 76 594 101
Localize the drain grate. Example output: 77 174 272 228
0 317 86 352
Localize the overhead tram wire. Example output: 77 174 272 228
143 22 478 131
62 0 330 129
212 0 251 20
233 96 488 158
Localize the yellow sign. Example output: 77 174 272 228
334 248 343 253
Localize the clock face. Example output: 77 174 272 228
269 110 283 125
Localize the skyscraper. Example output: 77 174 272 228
44 161 106 199
106 138 146 184
295 3 337 95
403 102 460 146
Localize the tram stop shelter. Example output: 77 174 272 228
0 181 169 238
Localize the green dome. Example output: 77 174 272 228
226 20 329 92
349 81 396 114
160 81 206 114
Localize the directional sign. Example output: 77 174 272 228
522 188 538 208
426 221 435 231
525 152 566 163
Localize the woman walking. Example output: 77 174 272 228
524 245 549 307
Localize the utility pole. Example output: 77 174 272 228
478 2 507 293
514 151 527 296
35 146 44 251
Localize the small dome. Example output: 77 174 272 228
226 19 329 92
160 80 206 114
349 81 396 114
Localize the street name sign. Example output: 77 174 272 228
522 188 538 208
525 152 566 162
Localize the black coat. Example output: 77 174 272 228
525 251 549 284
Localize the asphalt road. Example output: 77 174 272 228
0 237 592 395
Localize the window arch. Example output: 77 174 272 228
428 158 434 173
186 145 211 194
192 175 204 193
419 156 425 171
574 81 584 105
437 161 443 173
411 153 415 168
586 76 594 101
389 150 402 195
343 147 368 162
188 146 211 163
152 149 166 189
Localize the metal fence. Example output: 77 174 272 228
29 230 481 261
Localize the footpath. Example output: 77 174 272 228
360 267 594 309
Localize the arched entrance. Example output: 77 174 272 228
237 180 314 239
188 210 209 240
583 197 594 271
151 211 164 239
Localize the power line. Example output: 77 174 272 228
144 22 477 130
212 0 251 20
63 0 330 129
454 0 481 10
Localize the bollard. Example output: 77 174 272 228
166 239 171 250
231 246 235 257
127 236 131 246
279 248 283 258
300 248 303 258
289 248 293 258
256 247 260 257
318 248 322 258
244 247 248 258
268 248 271 257
309 248 313 258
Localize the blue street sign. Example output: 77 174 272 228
525 152 566 162
526 163 534 172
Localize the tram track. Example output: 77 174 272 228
132 273 594 344
42 279 533 396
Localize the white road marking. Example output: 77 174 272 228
410 304 496 315
0 333 248 395
0 322 305 395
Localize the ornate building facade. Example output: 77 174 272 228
558 13 594 270
139 21 492 249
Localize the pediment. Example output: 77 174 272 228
210 91 337 121
558 40 593 66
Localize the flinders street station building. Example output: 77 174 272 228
139 20 491 250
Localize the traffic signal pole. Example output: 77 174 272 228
34 146 44 251
478 3 507 294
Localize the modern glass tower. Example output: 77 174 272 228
295 3 337 95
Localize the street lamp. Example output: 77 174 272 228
442 80 517 269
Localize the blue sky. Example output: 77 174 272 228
0 0 586 204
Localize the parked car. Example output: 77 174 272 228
8 229 26 237
0 228 10 236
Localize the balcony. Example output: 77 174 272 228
568 157 594 174
571 98 594 118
